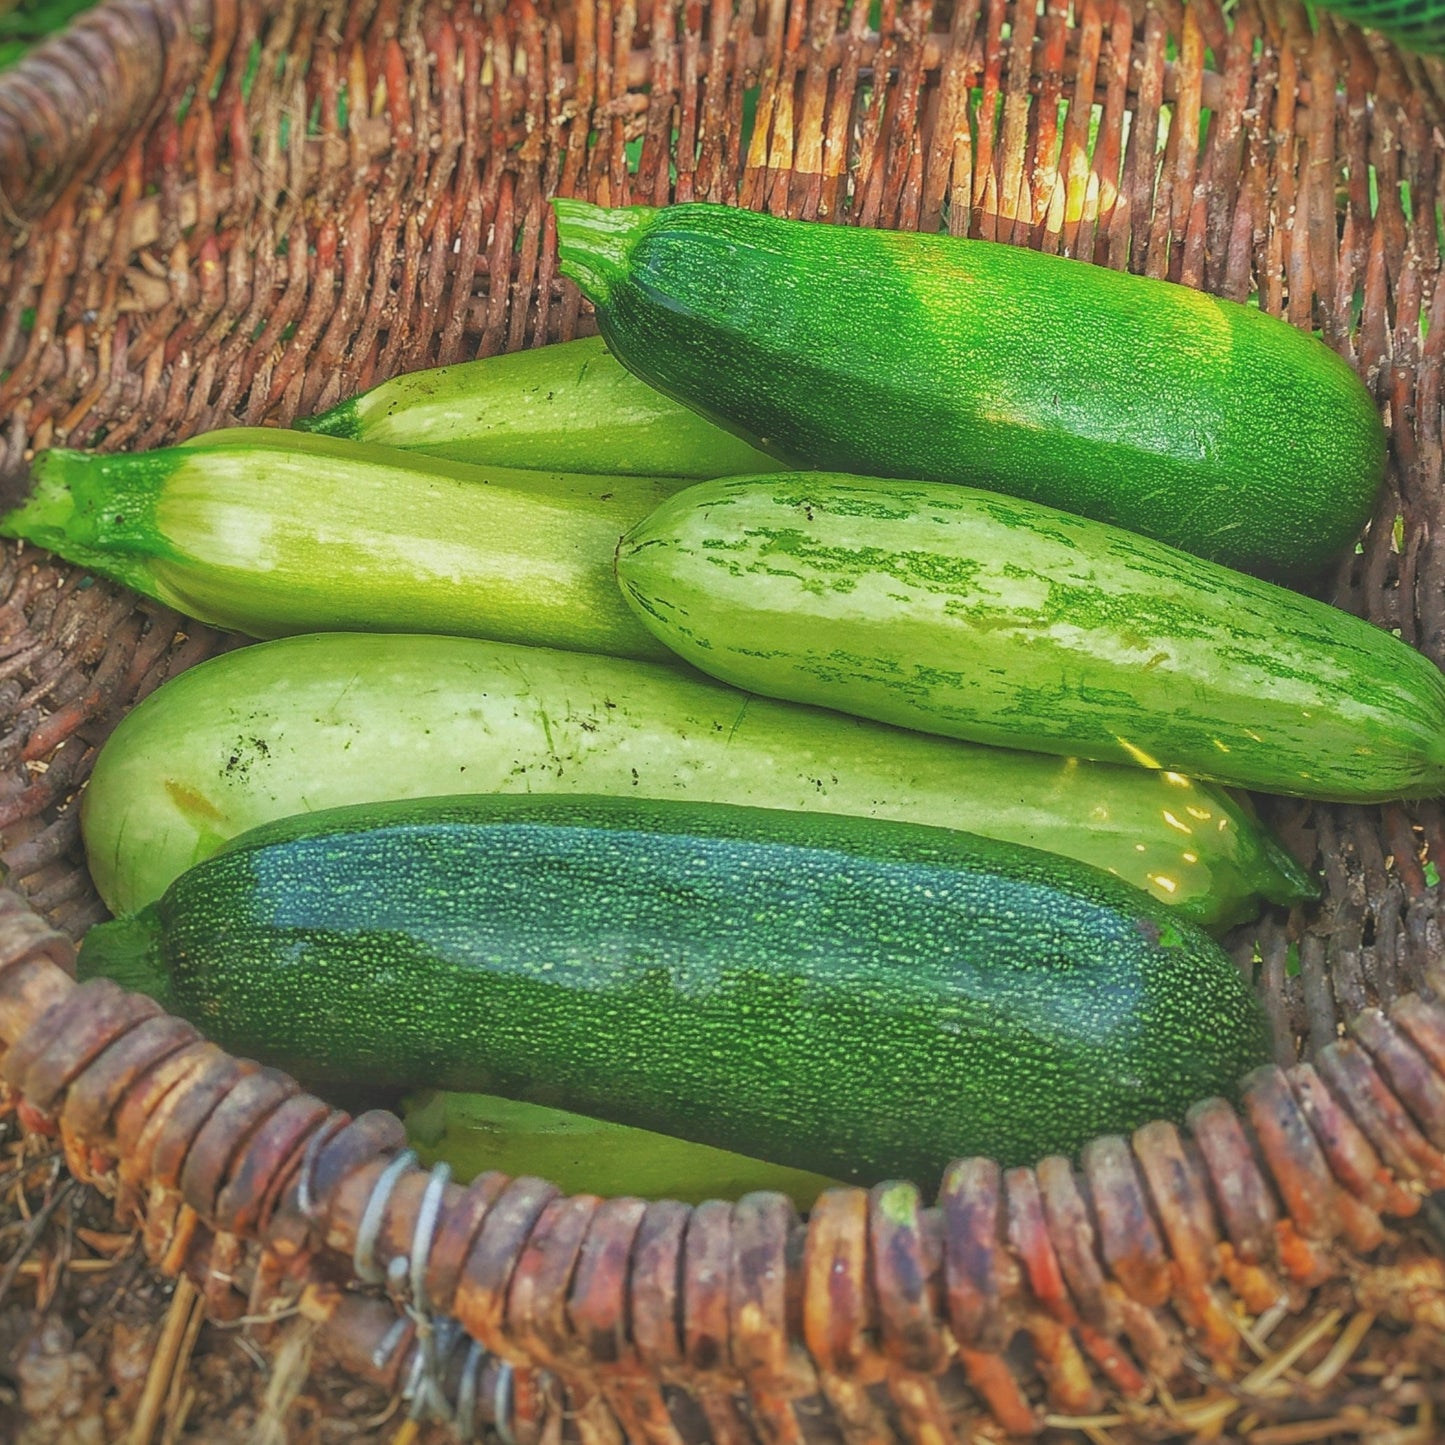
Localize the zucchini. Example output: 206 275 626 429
554 200 1386 580
80 633 1314 927
0 428 679 659
403 1091 840 1208
77 794 1273 1180
616 474 1445 803
297 334 782 478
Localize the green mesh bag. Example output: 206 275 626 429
1323 0 1445 51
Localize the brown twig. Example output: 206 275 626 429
253 1317 322 1445
0 1166 71 1311
1164 1311 1348 1435
1304 1311 1380 1391
127 1275 203 1445
158 1278 206 1445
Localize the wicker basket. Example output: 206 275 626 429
2 0 1445 1439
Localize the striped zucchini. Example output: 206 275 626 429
297 334 782 478
554 199 1386 579
0 428 681 659
616 474 1445 803
80 632 1314 926
78 794 1273 1179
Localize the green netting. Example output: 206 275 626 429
1323 0 1445 50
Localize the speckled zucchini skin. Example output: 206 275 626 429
616 474 1445 803
78 794 1273 1182
553 200 1386 580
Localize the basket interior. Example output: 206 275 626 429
1 0 1444 1435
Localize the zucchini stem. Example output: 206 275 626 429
0 448 178 595
552 199 656 305
77 910 172 1008
293 397 361 439
0 450 82 548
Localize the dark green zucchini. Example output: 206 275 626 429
553 199 1386 580
79 794 1272 1182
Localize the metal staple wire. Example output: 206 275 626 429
357 1154 515 1441
354 1149 418 1287
410 1160 452 1313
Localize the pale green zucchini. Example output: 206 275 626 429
297 334 782 477
80 632 1313 926
616 474 1445 803
0 428 682 659
404 1090 841 1208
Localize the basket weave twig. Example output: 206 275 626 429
2 0 1445 1438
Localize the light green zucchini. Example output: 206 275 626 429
80 632 1314 925
296 334 782 477
0 428 680 659
404 1091 841 1208
616 474 1445 803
